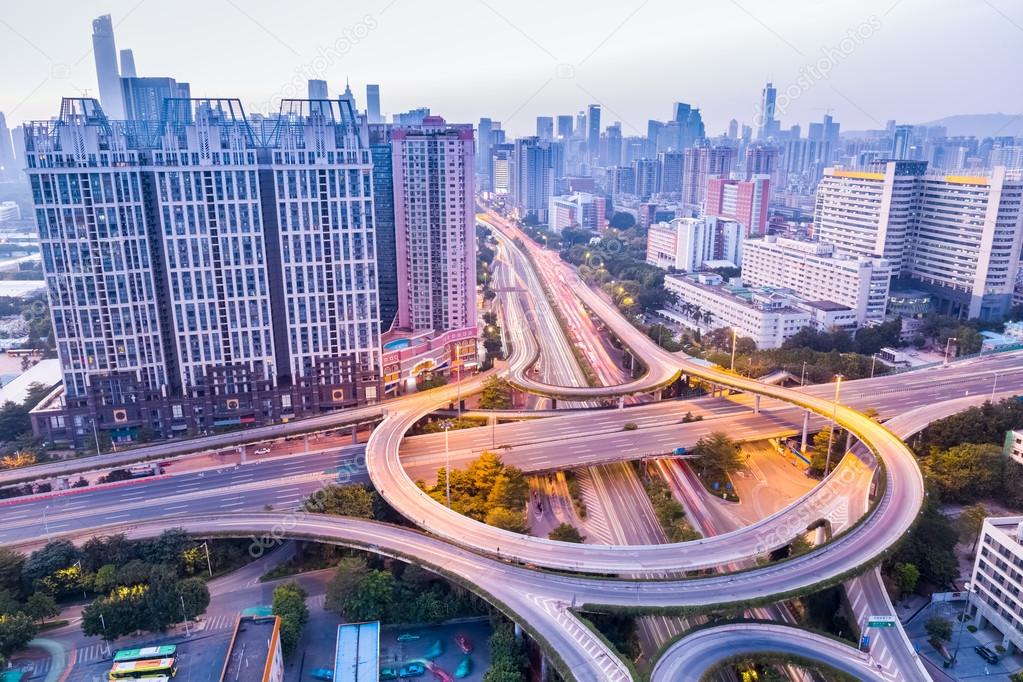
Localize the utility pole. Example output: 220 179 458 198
824 375 844 476
442 420 453 508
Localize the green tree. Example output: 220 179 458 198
81 584 148 640
486 469 529 510
479 376 513 409
0 402 31 444
271 582 309 656
0 548 25 595
484 507 530 534
326 557 370 615
692 432 743 476
809 427 846 476
0 612 37 659
892 494 958 587
923 443 1002 503
135 529 190 567
177 578 210 621
23 592 58 622
548 523 585 543
305 484 377 518
893 563 920 595
341 570 395 622
957 503 989 554
608 212 636 229
22 540 79 587
925 616 953 642
92 564 118 594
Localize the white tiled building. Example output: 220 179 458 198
660 273 811 349
645 217 743 272
741 236 892 326
1006 430 1023 466
970 517 1023 653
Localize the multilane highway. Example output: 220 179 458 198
3 210 1017 679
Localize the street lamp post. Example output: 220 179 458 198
42 504 49 539
800 361 807 387
824 375 844 476
870 353 878 379
442 420 453 509
990 372 1001 402
944 336 958 367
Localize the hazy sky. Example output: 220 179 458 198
1 0 1020 136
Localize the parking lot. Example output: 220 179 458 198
905 600 1023 680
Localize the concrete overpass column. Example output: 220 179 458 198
800 410 810 454
351 426 359 444
540 654 549 680
550 398 557 410
845 430 853 454
514 622 523 641
754 395 761 414
618 396 625 409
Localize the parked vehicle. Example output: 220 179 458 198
975 645 999 663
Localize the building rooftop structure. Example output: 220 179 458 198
333 621 380 682
219 615 283 682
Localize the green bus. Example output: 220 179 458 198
112 646 177 664
108 658 177 679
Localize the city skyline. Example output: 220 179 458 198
1 0 1021 137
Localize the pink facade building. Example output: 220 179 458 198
389 116 478 391
706 175 770 237
392 116 477 334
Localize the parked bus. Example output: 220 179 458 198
108 657 177 679
113 646 177 663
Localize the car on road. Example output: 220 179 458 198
673 446 687 456
399 662 426 677
380 667 399 680
397 632 420 642
975 645 999 663
254 447 271 455
310 668 334 680
455 634 472 653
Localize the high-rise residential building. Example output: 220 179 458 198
391 116 477 335
745 145 778 178
757 82 778 140
120 77 191 124
682 145 735 207
706 176 770 236
587 104 601 161
365 84 382 123
728 119 739 139
491 143 514 195
510 137 555 222
815 162 1023 319
609 166 636 199
548 192 605 233
393 107 430 126
605 123 623 167
557 115 574 139
892 124 913 160
658 151 684 195
119 49 137 78
307 79 329 100
671 103 706 149
26 97 382 447
633 158 660 201
91 15 124 119
536 116 554 141
0 112 17 180
476 117 494 191
367 124 399 330
646 217 743 272
741 236 892 325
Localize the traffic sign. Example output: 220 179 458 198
867 615 897 628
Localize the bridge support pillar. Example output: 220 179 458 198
800 410 810 454
540 655 549 681
845 430 853 454
550 398 557 410
351 426 359 444
753 395 761 414
618 396 625 409
514 622 523 641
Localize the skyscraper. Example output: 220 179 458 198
91 15 124 119
682 145 735 207
587 104 601 161
658 151 684 195
368 124 399 330
477 117 494 191
511 137 556 222
757 82 778 140
0 112 16 180
119 49 137 78
605 123 622 167
121 77 190 124
391 116 477 335
536 116 554 141
366 84 382 123
26 97 382 446
308 79 329 100
728 119 739 139
557 115 573 139
632 158 660 201
892 124 913 160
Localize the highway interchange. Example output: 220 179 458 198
2 213 1021 680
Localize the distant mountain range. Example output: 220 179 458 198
917 113 1023 138
844 114 1023 138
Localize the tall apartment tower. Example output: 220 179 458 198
26 97 382 446
587 104 601 162
91 15 124 119
536 116 554 141
757 82 778 140
119 49 137 78
366 84 382 123
307 79 329 100
681 145 735 208
391 116 477 335
557 115 574 139
0 112 17 180
510 137 555 222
